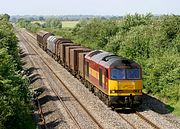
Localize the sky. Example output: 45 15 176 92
0 0 179 16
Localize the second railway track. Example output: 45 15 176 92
17 28 104 129
118 110 161 129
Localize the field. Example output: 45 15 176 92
32 20 79 28
32 20 45 24
62 21 79 28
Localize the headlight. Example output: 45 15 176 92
135 90 142 93
110 90 115 93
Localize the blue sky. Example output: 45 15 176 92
0 0 179 16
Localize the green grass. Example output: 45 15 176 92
165 100 180 116
32 21 45 24
171 101 180 116
62 21 79 28
32 20 79 28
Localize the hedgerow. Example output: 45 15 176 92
0 14 35 129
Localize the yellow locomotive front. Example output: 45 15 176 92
109 68 142 95
107 59 143 108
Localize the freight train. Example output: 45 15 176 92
37 31 143 108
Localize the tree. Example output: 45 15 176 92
39 16 44 21
72 18 119 49
43 18 62 29
0 15 35 129
2 14 10 21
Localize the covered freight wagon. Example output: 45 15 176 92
37 31 52 49
70 47 91 75
65 45 82 68
55 38 73 61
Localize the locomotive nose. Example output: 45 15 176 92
118 81 135 90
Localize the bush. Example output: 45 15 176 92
0 14 35 129
43 18 62 29
72 18 119 49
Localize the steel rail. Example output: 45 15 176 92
118 114 137 129
135 111 160 129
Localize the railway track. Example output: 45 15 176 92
135 111 160 129
118 113 136 129
17 28 104 129
18 32 48 128
118 110 161 129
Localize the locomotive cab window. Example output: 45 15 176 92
111 68 141 80
111 69 125 80
127 69 140 79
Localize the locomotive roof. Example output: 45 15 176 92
100 55 140 68
86 50 140 68
91 52 115 63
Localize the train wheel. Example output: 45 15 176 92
87 82 93 92
84 81 88 88
105 97 112 107
97 90 101 99
129 96 134 108
94 87 98 96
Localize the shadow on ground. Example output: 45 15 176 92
43 110 55 117
24 67 40 76
116 94 173 115
20 47 65 128
46 120 63 128
137 94 173 114
60 96 71 101
34 86 47 97
38 95 59 105
20 49 36 58
29 73 42 84
33 113 63 129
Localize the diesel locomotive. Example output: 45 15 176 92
37 31 143 108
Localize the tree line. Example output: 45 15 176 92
0 14 35 129
16 18 62 33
